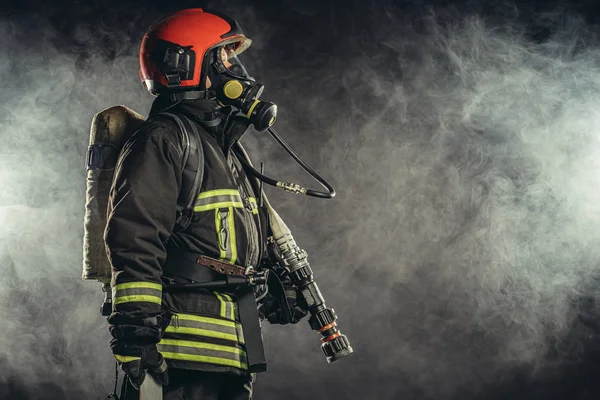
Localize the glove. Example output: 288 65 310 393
283 286 309 323
111 341 169 390
258 269 309 325
108 312 172 389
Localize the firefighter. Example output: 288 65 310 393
104 8 305 399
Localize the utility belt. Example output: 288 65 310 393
162 251 267 373
163 251 248 283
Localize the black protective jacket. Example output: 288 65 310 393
105 96 269 376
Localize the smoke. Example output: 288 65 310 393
0 9 152 399
2 0 600 399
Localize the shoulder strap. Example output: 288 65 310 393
154 112 204 231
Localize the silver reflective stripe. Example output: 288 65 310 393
236 322 245 345
215 292 235 320
194 189 244 212
112 282 162 306
113 288 160 298
248 197 259 215
157 338 248 370
164 313 245 344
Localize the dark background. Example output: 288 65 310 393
2 0 600 399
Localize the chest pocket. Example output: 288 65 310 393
193 189 258 266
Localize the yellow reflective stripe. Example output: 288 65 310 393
166 313 244 343
228 206 237 265
195 189 243 213
221 293 235 320
215 292 227 319
164 326 238 342
159 339 245 356
114 295 162 305
113 282 162 307
159 352 247 370
114 354 141 363
248 197 259 215
195 201 243 212
114 282 162 291
198 189 240 199
175 313 237 328
236 323 245 345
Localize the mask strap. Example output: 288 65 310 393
211 47 228 74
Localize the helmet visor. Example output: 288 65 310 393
220 46 254 81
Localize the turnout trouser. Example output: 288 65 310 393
122 369 254 400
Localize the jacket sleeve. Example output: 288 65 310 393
104 121 183 343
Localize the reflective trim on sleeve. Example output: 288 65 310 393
114 282 163 291
114 354 141 363
157 338 248 370
112 281 162 306
114 295 162 305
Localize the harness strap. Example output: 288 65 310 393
152 113 205 232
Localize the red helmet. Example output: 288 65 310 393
139 8 252 95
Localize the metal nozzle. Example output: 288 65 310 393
321 333 354 363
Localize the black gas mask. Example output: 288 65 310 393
204 46 335 201
206 47 277 132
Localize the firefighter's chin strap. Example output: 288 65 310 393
236 126 336 198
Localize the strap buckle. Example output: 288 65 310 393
175 209 192 231
86 143 119 171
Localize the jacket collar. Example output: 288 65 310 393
149 94 249 154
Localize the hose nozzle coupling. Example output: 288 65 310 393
276 181 307 194
274 234 354 363
310 307 354 363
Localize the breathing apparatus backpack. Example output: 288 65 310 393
81 105 203 315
